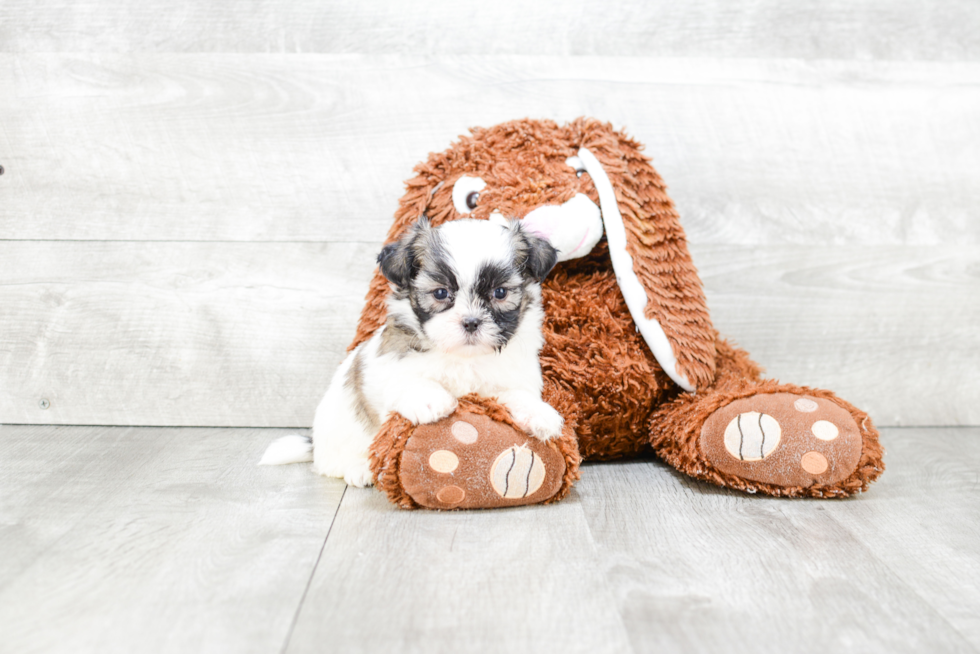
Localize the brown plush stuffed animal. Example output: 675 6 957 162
357 117 884 510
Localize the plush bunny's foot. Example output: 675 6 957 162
701 393 864 491
652 384 884 498
371 396 581 510
399 413 565 509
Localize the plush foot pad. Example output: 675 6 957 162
700 393 862 489
398 411 567 510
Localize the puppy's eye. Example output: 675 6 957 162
452 176 486 214
565 156 587 177
433 288 449 300
493 287 507 300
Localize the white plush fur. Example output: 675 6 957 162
262 219 562 487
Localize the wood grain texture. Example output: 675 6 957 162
1 242 975 428
285 487 633 654
1 55 977 246
576 427 980 653
0 425 345 654
0 0 977 60
0 241 377 427
824 428 980 649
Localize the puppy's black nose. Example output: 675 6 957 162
462 317 481 333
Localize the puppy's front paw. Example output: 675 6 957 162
343 457 375 488
313 451 374 487
392 385 458 425
510 401 564 441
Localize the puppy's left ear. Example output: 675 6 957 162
525 233 559 282
513 222 559 282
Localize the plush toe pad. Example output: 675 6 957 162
399 411 566 509
700 393 862 489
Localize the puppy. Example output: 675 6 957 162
261 216 563 487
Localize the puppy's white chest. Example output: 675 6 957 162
433 356 509 396
423 345 535 398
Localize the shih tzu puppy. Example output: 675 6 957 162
261 216 562 487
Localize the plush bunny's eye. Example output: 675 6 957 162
566 156 587 177
452 176 487 214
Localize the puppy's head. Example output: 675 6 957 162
378 216 558 356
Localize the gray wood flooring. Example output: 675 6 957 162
1 425 977 654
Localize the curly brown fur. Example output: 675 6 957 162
369 415 419 509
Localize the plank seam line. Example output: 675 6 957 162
0 238 384 245
279 483 347 654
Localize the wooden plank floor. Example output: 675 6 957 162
2 425 977 654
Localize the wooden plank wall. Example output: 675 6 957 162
0 2 977 428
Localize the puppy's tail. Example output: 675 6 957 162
259 434 314 465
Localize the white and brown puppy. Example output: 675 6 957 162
261 216 563 486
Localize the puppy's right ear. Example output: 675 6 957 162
377 216 429 288
377 242 411 288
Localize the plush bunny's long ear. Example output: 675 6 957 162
576 124 716 392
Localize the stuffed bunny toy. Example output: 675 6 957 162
355 118 884 509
